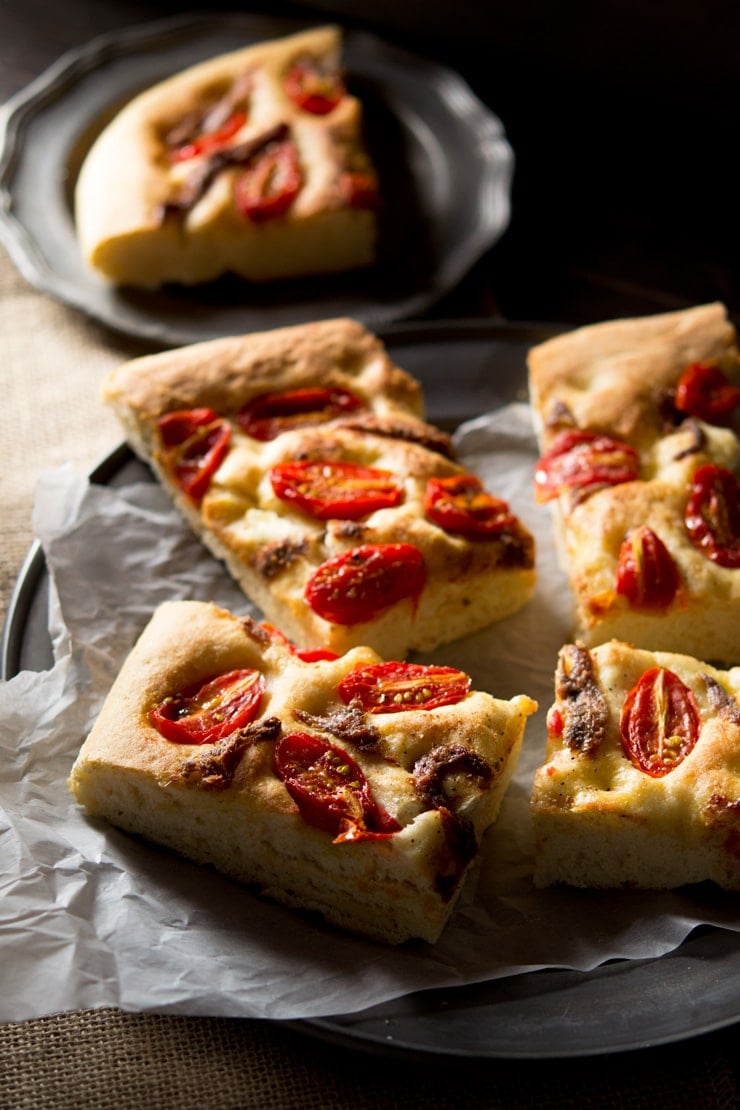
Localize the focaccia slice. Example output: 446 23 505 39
102 317 536 660
69 600 537 944
528 303 740 662
531 639 740 891
75 25 378 287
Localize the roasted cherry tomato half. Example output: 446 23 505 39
675 362 740 426
338 661 471 713
270 460 404 520
620 666 700 777
157 408 231 502
260 621 339 662
685 463 740 568
305 543 426 625
534 430 639 503
284 59 346 114
339 170 380 210
424 474 517 539
168 109 247 163
149 669 265 745
273 731 400 842
615 526 682 609
234 140 302 222
236 386 365 441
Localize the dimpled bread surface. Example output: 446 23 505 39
75 25 377 286
70 600 537 944
527 303 740 662
102 317 536 660
531 639 740 891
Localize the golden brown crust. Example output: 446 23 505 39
103 317 422 420
103 319 536 658
529 303 740 452
74 26 378 286
70 600 537 944
531 639 740 891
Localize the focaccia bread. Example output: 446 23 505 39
75 25 378 287
102 317 536 660
531 639 740 891
69 600 537 944
528 303 740 662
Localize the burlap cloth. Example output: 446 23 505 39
1 242 739 1108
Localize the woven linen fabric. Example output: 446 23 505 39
0 242 142 617
1 243 740 1108
0 1009 739 1110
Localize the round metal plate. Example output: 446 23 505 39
0 14 513 345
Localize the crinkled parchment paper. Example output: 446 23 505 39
1 404 739 1023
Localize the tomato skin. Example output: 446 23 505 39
284 60 346 114
424 474 517 539
615 526 682 608
233 140 302 222
260 621 339 662
620 667 700 777
270 460 403 520
149 669 265 745
273 731 400 842
290 646 340 662
157 408 231 501
169 110 247 162
338 661 471 713
675 362 740 426
237 386 365 441
158 407 219 449
534 430 639 503
546 705 564 737
339 170 380 210
305 543 426 625
685 464 740 568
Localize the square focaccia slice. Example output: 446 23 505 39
531 639 740 891
74 25 378 287
69 600 537 945
102 318 536 660
528 303 740 662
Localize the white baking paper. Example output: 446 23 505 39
1 403 739 1022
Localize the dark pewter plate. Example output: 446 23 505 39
0 12 513 347
4 322 740 1059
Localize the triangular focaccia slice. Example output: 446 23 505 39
69 600 537 944
75 26 378 287
102 318 536 660
531 639 740 891
528 303 740 663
